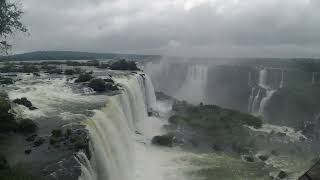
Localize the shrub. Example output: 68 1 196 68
18 119 38 134
109 59 139 71
51 129 62 138
88 79 106 92
75 73 94 83
64 69 75 75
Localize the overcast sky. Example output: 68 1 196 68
10 0 320 58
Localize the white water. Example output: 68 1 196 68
174 65 208 104
280 69 284 88
259 68 269 89
249 68 283 116
258 90 276 116
80 74 191 180
312 72 317 85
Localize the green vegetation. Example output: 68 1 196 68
0 0 27 53
170 101 262 153
109 59 139 71
0 155 35 180
0 76 13 85
75 73 94 83
88 78 119 92
0 93 17 133
18 119 37 134
265 86 320 130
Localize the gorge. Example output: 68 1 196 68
0 57 319 180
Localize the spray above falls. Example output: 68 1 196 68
174 64 208 104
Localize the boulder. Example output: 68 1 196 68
18 119 38 134
242 155 255 163
26 134 37 142
257 154 269 161
13 97 37 110
24 149 32 155
151 134 174 147
278 171 288 179
34 137 45 147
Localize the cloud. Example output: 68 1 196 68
10 0 320 57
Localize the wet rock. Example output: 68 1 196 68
151 134 174 147
13 97 37 110
135 131 142 135
0 77 14 85
51 129 63 138
24 149 32 155
18 119 38 134
33 72 40 76
242 155 255 163
299 136 306 142
34 137 45 147
257 154 269 161
278 171 288 179
277 132 286 137
26 134 37 142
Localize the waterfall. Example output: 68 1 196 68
312 72 317 85
143 75 157 112
279 69 284 88
249 68 283 117
259 68 269 89
174 64 208 104
259 90 276 116
79 74 156 180
248 87 255 112
251 89 261 114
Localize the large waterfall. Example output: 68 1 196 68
78 74 158 180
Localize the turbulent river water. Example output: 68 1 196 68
4 70 315 180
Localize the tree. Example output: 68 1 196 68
0 0 27 54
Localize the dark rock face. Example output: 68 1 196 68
24 149 32 155
18 119 38 134
49 127 90 159
26 134 37 142
0 93 18 132
43 156 82 180
278 171 288 179
13 97 37 110
34 137 45 147
88 78 119 92
151 134 174 147
257 155 269 161
242 155 255 163
0 77 14 85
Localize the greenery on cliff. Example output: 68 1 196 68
265 85 320 130
168 101 262 153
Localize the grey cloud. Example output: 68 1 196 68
11 0 320 57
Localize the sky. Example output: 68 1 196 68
9 0 320 58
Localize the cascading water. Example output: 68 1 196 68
280 69 284 88
312 72 317 85
249 68 284 116
77 73 190 180
259 68 269 89
174 64 208 104
79 74 151 180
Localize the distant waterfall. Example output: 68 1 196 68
280 69 284 88
259 68 269 89
248 68 284 117
312 72 317 85
79 74 156 180
174 64 208 104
